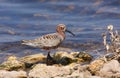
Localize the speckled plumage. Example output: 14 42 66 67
22 33 64 50
22 24 74 50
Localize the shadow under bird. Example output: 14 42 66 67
22 24 75 65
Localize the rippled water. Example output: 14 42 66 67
0 0 120 62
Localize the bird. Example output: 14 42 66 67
22 24 75 65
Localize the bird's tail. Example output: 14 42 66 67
22 40 38 47
22 39 30 43
22 40 32 45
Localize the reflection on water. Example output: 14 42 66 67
0 0 120 63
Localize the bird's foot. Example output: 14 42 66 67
46 52 56 65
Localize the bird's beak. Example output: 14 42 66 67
66 29 75 36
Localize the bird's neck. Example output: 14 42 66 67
57 31 66 39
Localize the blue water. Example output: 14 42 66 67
0 0 120 62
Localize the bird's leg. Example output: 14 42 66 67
47 51 53 60
46 51 56 65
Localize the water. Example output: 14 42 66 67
0 0 120 62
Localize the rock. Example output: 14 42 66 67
89 76 101 78
29 64 71 78
20 53 46 63
99 60 120 78
0 52 99 78
53 51 76 65
66 71 101 78
29 63 101 78
74 52 93 62
54 71 96 78
67 64 101 78
0 56 25 71
53 51 73 61
53 51 92 65
87 58 105 74
20 53 46 67
67 69 91 78
0 70 27 78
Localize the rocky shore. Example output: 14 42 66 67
0 51 120 78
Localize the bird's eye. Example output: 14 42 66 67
60 27 64 30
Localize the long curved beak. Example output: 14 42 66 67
66 29 75 36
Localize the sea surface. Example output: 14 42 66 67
0 0 120 63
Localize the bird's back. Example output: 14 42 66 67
22 33 64 50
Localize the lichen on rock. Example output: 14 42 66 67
0 56 25 71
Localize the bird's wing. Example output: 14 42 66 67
36 33 62 47
22 33 62 48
